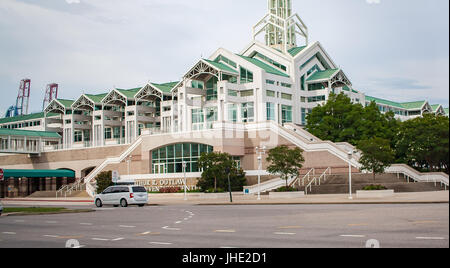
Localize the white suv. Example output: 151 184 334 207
95 186 148 208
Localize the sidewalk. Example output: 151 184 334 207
2 191 448 206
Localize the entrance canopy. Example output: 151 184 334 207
2 169 75 179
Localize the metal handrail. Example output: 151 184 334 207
290 168 315 187
305 167 331 195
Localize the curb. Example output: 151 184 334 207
2 199 93 203
193 201 450 206
1 209 94 217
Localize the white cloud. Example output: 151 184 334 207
66 0 81 4
366 0 381 4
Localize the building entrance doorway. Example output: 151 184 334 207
154 163 166 174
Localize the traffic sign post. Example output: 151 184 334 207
112 170 119 185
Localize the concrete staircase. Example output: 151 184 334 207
296 173 446 195
28 190 90 198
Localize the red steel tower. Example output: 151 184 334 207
42 83 59 111
16 79 31 116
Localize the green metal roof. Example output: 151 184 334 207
0 128 61 138
342 86 359 94
237 55 290 78
3 169 75 179
306 69 339 82
56 99 74 108
151 82 180 94
288 46 307 57
116 88 142 99
400 101 426 110
365 96 404 109
431 104 441 112
84 93 108 104
0 112 59 125
445 108 449 115
203 59 239 74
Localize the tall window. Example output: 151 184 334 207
206 107 218 129
241 102 255 123
206 77 218 101
228 104 238 123
266 103 275 121
104 128 112 140
282 105 292 123
192 109 204 130
300 75 305 91
74 131 83 142
240 67 254 84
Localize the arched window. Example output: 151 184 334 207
151 143 213 174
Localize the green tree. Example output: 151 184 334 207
357 137 395 181
95 171 114 194
306 93 400 146
266 145 305 188
197 152 246 192
395 114 449 173
306 93 363 144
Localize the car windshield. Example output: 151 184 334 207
132 186 147 193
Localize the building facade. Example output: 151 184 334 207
0 0 448 196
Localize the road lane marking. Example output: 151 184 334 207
138 231 161 236
80 223 93 226
119 225 136 228
2 232 16 235
220 247 238 248
43 235 59 238
340 235 366 238
46 221 58 224
14 220 25 223
214 230 236 233
274 232 296 235
149 242 173 245
175 221 182 224
278 226 302 229
416 237 446 240
112 238 125 241
162 226 181 231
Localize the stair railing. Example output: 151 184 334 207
305 167 331 195
290 168 315 187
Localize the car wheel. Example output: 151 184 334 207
120 199 128 208
138 204 145 207
95 199 103 208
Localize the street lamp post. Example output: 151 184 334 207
255 146 266 201
348 151 353 200
182 161 187 201
127 155 132 175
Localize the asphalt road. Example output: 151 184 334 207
0 204 448 248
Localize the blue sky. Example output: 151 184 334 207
0 0 448 115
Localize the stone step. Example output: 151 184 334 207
28 190 89 198
299 182 445 195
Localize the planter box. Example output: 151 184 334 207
269 191 305 199
356 190 395 198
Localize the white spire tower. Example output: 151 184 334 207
253 0 308 54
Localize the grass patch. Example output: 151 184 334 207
4 207 67 213
3 207 93 215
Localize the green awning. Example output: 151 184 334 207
2 169 75 179
0 129 61 139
